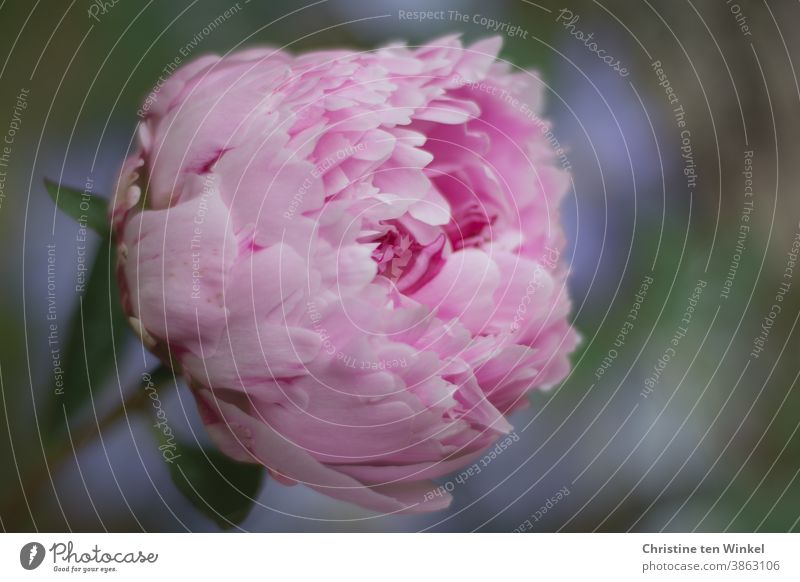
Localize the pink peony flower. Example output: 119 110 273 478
112 36 578 514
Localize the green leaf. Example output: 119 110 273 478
45 178 109 237
159 434 265 529
43 179 129 438
46 239 130 438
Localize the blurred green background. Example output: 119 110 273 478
1 0 799 532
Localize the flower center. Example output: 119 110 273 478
366 222 447 294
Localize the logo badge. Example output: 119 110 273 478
20 542 45 570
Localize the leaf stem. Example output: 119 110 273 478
1 366 173 529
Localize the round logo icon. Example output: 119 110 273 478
20 542 45 570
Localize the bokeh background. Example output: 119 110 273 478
2 0 800 532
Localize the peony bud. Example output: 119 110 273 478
112 36 578 514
